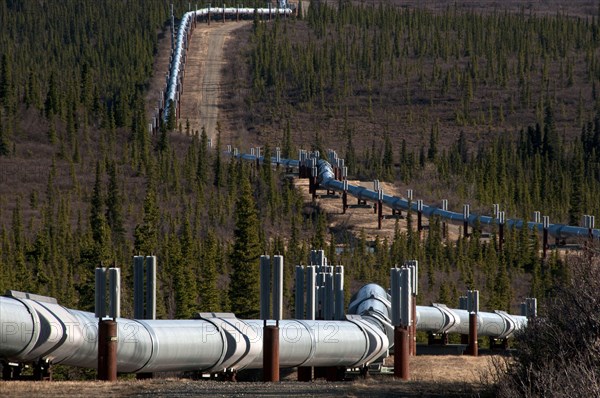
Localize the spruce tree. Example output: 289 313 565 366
228 173 262 318
200 231 220 312
134 178 160 254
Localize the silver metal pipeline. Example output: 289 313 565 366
0 292 387 372
163 6 293 121
308 154 599 241
234 150 598 241
348 284 528 342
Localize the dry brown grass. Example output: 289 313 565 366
0 355 496 397
297 176 464 244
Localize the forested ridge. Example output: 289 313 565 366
0 0 598 360
0 0 317 322
232 1 600 220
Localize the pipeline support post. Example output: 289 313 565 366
498 211 505 252
417 200 423 232
542 216 549 259
463 204 470 238
465 290 479 356
466 313 478 356
391 266 411 380
98 320 118 381
394 326 410 380
441 199 448 239
377 189 383 230
263 324 280 382
261 254 282 382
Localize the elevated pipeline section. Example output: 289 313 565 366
163 5 597 242
0 291 386 373
347 284 527 345
162 6 293 123
234 149 599 242
0 283 526 373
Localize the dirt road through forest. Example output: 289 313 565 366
180 22 249 141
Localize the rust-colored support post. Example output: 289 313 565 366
463 204 470 238
543 228 548 259
394 326 410 380
311 166 318 200
97 320 106 380
542 215 549 259
378 200 383 230
263 324 280 382
411 297 417 355
416 200 423 234
377 189 384 229
98 320 118 381
297 366 312 381
466 312 478 356
342 191 347 214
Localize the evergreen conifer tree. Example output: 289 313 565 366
228 174 262 318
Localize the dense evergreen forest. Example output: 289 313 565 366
230 1 600 221
0 0 318 321
0 0 598 361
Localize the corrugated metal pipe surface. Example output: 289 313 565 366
0 294 386 373
347 284 527 348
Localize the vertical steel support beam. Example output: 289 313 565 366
95 268 106 319
463 204 470 238
108 268 120 320
324 271 333 320
411 296 417 355
542 216 549 259
312 167 318 200
394 326 410 380
334 266 344 320
98 320 117 382
467 312 478 356
342 180 348 214
417 200 423 233
377 189 384 229
306 266 316 320
441 199 448 239
263 325 280 382
496 211 505 252
272 255 283 322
